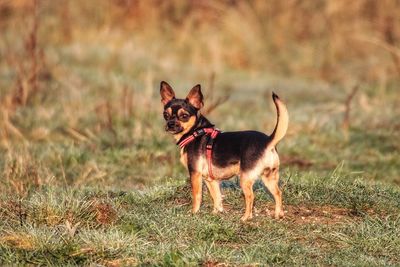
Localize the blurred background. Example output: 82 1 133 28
0 0 399 194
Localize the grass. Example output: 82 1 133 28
1 175 399 265
1 67 399 266
1 1 400 265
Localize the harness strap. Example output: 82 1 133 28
177 127 221 179
206 128 220 179
178 127 215 148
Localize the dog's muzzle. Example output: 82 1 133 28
166 120 183 134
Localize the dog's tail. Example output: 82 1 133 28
269 92 289 147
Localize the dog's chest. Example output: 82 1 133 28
180 149 188 169
180 149 238 179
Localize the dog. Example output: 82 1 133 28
160 81 288 221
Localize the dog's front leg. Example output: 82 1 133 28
205 179 224 213
190 171 203 213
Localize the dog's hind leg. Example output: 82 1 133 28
261 167 284 219
240 174 256 221
205 180 224 213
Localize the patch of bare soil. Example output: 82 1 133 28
285 205 353 224
0 233 34 250
202 260 230 267
263 203 355 225
87 199 118 225
221 202 358 225
163 186 366 225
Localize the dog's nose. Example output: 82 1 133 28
167 121 176 128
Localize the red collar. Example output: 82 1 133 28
177 127 221 179
177 127 219 148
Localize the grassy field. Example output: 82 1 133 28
1 177 400 265
1 1 400 266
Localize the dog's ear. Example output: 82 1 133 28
186 84 203 109
160 81 175 105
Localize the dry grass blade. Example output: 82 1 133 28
342 85 359 140
65 220 81 238
203 94 230 115
1 109 26 142
353 35 400 77
65 127 89 143
203 72 231 115
8 0 46 107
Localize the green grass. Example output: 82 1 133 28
1 64 400 266
1 68 399 265
1 175 399 266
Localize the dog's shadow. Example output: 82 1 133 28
220 177 275 198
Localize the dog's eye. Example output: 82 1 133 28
163 112 170 120
179 114 190 121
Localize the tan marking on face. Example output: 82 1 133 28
165 107 172 115
177 108 190 117
173 113 197 141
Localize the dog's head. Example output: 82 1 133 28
160 81 203 138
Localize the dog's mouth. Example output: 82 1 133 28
166 125 184 135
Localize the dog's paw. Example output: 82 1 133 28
191 208 200 214
274 210 285 220
212 207 224 214
240 214 253 221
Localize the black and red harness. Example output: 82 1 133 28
177 127 221 179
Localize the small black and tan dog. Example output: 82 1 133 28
160 81 288 221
